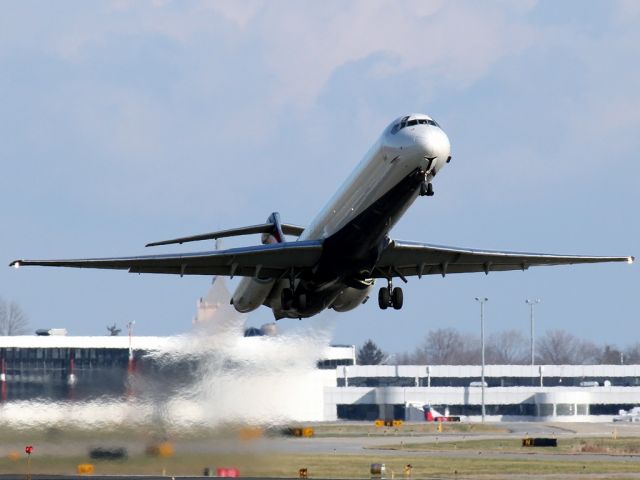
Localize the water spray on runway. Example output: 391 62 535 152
144 275 336 429
0 276 336 431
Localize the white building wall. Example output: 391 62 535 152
326 364 640 422
343 364 640 379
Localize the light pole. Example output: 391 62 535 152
525 299 540 366
475 297 488 423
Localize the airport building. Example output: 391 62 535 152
330 365 640 422
0 334 354 401
1 335 640 423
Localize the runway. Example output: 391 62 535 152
3 422 640 479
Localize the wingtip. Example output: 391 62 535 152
145 241 166 247
145 240 178 247
9 260 21 268
629 256 635 265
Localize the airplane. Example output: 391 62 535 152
10 113 634 320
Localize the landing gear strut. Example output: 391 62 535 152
378 281 403 310
280 287 307 311
420 181 434 197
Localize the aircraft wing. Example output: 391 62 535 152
375 240 634 278
9 240 323 278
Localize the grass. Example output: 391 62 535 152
2 452 640 478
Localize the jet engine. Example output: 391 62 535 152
232 277 275 313
330 285 373 312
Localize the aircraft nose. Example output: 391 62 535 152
413 127 451 161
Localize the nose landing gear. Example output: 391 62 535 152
378 281 403 310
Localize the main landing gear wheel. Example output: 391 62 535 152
378 287 390 310
297 292 307 311
420 181 434 197
281 288 294 310
378 284 403 310
281 288 307 311
391 287 403 310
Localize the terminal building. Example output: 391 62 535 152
1 334 640 423
331 364 640 422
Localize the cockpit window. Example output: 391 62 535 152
391 117 439 134
391 116 409 134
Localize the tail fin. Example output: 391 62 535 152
262 212 285 244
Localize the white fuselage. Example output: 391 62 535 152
301 117 450 241
232 114 451 317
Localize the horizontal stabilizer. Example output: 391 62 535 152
146 222 305 247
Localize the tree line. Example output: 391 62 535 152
357 328 640 365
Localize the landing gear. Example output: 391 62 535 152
391 286 403 310
378 287 390 310
297 292 307 311
378 282 403 310
281 287 294 310
281 287 307 311
420 181 434 197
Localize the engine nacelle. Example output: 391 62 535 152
232 277 275 313
330 285 373 312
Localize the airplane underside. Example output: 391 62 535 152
269 167 428 319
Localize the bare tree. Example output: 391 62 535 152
536 329 599 364
409 328 480 365
394 327 640 367
600 344 623 365
106 323 122 336
423 328 463 364
486 330 528 364
624 343 640 364
0 298 30 335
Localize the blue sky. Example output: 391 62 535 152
1 0 638 353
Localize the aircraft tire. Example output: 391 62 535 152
297 292 307 311
378 287 390 310
391 287 403 310
426 183 434 197
281 288 294 310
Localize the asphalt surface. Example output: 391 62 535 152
5 421 637 457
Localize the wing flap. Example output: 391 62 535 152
375 240 633 278
10 240 323 277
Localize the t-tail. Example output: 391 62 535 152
144 211 304 248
